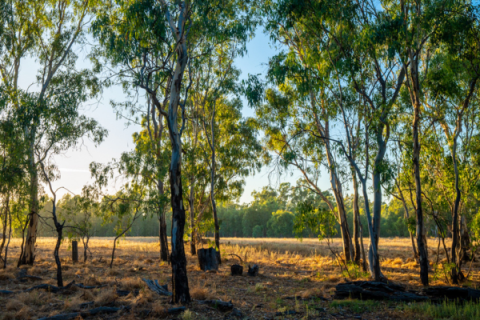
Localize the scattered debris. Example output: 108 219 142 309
197 300 234 311
37 306 127 320
141 278 172 296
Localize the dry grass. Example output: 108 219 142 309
0 236 480 319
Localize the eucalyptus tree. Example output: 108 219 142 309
420 30 480 282
190 45 262 263
92 0 258 303
0 0 105 266
388 0 480 285
262 0 409 281
119 120 171 262
0 94 27 266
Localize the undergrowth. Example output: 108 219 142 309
404 300 480 320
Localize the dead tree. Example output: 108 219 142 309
40 161 67 287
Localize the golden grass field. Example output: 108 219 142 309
1 236 480 319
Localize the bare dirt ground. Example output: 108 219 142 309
1 237 479 319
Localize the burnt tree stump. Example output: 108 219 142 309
72 241 78 263
231 264 243 276
198 247 219 271
248 264 259 276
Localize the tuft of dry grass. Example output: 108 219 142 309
120 277 144 291
190 286 208 300
94 287 118 306
16 291 43 306
6 299 24 311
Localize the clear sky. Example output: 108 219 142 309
18 27 332 204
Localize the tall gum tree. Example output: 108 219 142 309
262 0 413 280
0 0 103 266
92 0 259 303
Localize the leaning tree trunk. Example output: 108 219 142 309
19 140 39 266
327 151 353 262
413 102 429 286
351 168 361 265
395 179 418 261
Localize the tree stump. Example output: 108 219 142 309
198 248 219 271
231 264 243 276
72 241 78 263
248 264 259 276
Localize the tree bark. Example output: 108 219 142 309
351 168 361 265
327 149 353 262
158 181 169 262
165 2 191 304
209 110 221 265
0 194 9 264
189 177 196 255
395 179 418 261
413 102 429 286
451 136 461 283
54 224 64 287
19 137 39 266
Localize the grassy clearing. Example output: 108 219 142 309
1 237 480 319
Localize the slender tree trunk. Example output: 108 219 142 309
0 195 9 264
209 109 221 264
4 209 11 268
158 181 169 262
351 168 361 265
359 180 382 280
413 103 429 286
54 224 63 287
327 151 353 262
83 237 89 263
19 139 39 266
395 180 418 261
451 138 461 283
359 221 368 272
189 178 196 256
166 21 190 305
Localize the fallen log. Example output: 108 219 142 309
0 281 137 297
197 300 234 311
141 278 172 296
423 286 480 301
37 306 125 320
334 281 428 302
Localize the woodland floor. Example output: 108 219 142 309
1 237 480 320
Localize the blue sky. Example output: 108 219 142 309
17 27 332 204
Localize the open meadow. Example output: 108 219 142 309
2 237 480 319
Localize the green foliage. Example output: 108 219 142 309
294 200 337 241
252 225 263 238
